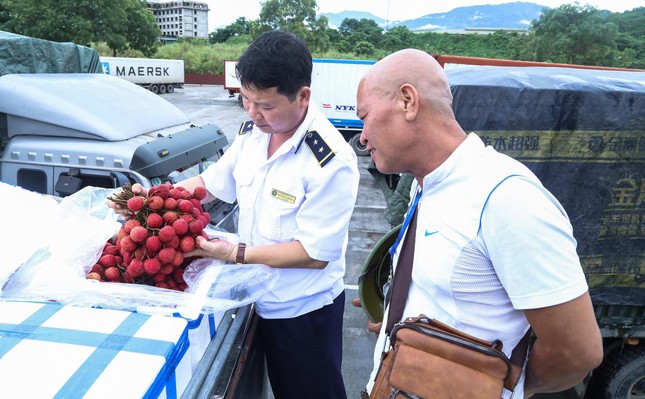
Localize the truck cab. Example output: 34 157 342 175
0 72 235 228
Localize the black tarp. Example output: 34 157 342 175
0 30 103 76
377 65 645 305
448 66 645 305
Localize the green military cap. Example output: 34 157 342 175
358 224 401 323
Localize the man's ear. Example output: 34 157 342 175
399 83 418 121
298 86 311 107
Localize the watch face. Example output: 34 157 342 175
358 224 401 323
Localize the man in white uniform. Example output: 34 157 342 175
355 49 603 398
114 31 359 398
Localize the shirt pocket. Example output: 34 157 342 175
257 186 304 241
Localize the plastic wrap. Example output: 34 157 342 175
0 185 278 318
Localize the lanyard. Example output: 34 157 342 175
388 188 422 267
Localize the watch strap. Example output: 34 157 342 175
235 243 246 264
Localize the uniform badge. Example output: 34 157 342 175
238 120 254 135
271 189 296 204
304 130 335 167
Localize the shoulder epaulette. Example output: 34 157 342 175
238 120 254 135
304 130 335 167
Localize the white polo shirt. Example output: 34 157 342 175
368 133 588 398
200 102 360 319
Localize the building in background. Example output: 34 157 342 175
146 1 209 42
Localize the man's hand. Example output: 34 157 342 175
351 297 382 334
184 236 237 263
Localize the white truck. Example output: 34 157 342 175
101 56 185 94
224 58 375 156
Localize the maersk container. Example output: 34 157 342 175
101 56 185 94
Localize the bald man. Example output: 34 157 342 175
356 49 603 398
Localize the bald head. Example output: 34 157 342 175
356 49 467 181
361 49 454 118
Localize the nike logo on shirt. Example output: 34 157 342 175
425 230 439 237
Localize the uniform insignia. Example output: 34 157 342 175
304 130 335 167
238 120 254 135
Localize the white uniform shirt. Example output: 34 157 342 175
367 133 588 398
200 102 360 319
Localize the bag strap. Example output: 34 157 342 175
385 204 418 335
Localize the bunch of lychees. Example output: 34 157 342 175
87 183 210 291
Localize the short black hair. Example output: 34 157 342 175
235 30 312 101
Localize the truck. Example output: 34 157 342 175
0 31 266 399
362 62 645 399
223 58 376 156
101 56 185 94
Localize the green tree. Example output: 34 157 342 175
353 41 375 56
339 18 383 47
381 26 416 52
607 7 645 68
255 0 331 51
4 0 158 55
527 2 618 65
209 17 251 44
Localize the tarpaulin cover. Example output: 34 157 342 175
451 66 645 305
0 30 103 76
375 66 644 306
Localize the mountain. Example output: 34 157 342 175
321 2 548 31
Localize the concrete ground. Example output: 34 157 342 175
162 84 389 398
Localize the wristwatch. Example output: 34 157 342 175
235 243 247 264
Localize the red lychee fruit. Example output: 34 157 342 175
177 199 193 213
104 266 121 281
119 235 137 253
173 268 185 284
190 199 203 211
146 213 164 229
172 218 189 236
189 220 204 235
172 251 184 267
145 235 163 253
127 196 144 212
193 186 207 201
179 236 196 253
87 272 102 281
159 264 174 275
162 211 179 225
127 259 145 277
158 225 176 243
157 247 176 265
143 258 161 275
163 197 177 210
123 219 141 234
103 244 119 256
129 225 149 243
98 254 117 268
169 188 181 200
147 195 164 210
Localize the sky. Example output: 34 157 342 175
206 0 643 30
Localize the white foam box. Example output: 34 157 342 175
174 311 224 373
0 300 192 399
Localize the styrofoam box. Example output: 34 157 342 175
0 300 191 399
174 311 224 373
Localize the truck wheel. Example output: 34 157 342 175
159 84 167 94
592 345 645 399
349 133 369 156
166 84 174 93
150 84 159 94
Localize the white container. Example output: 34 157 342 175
0 300 191 399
